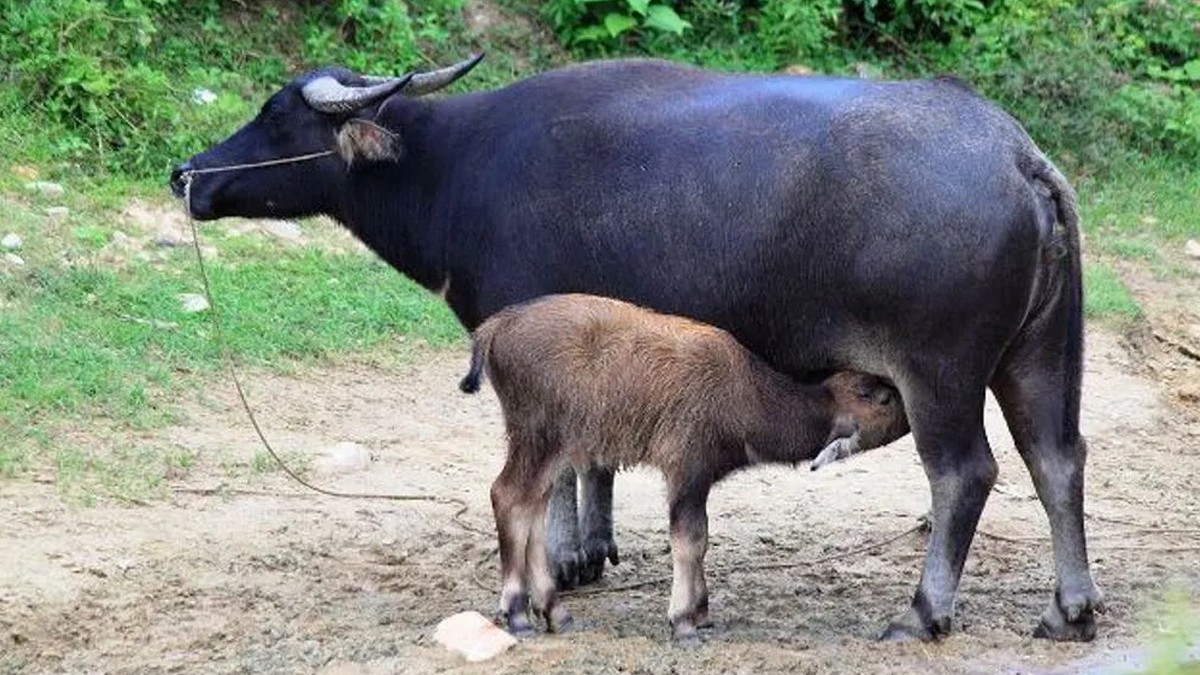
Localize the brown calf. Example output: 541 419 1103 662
460 294 909 642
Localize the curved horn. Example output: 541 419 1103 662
301 74 414 113
403 53 485 96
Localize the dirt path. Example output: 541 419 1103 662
2 330 1198 675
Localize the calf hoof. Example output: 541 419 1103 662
671 628 704 649
1034 589 1103 642
879 606 952 642
577 538 620 585
548 606 574 634
506 615 536 639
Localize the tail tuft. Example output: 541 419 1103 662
459 335 486 394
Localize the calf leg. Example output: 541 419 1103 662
666 480 711 644
882 378 996 641
577 466 620 584
492 464 536 637
527 493 574 633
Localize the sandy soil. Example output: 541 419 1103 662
2 330 1198 675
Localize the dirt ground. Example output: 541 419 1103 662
2 329 1199 675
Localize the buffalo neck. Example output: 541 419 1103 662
335 97 457 295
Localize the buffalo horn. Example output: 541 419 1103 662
301 74 414 113
397 53 485 96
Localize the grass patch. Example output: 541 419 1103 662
0 183 461 493
1081 161 1200 242
1084 261 1142 321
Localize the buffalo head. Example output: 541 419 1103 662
171 55 483 220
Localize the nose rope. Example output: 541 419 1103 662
180 149 336 178
178 162 490 538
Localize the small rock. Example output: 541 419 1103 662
177 293 210 314
25 181 64 198
13 165 38 180
1188 324 1200 343
784 64 814 75
1 233 21 251
433 611 517 662
192 88 218 105
4 253 25 267
316 442 372 474
45 206 69 221
1185 239 1200 260
262 220 304 242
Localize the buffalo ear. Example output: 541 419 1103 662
335 119 402 164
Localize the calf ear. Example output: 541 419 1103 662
335 119 402 165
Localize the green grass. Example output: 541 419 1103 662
1083 262 1142 321
0 183 461 493
1081 160 1200 242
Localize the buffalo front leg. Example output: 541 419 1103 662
546 467 584 589
882 384 997 641
577 466 620 584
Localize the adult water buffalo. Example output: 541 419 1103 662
172 56 1102 641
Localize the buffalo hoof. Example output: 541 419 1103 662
879 607 952 642
576 537 620 586
1034 588 1104 642
552 549 584 590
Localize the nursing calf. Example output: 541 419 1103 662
460 294 908 641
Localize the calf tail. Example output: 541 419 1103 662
459 317 500 394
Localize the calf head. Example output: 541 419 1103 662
814 372 909 469
170 55 483 221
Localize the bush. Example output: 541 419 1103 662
532 0 1200 171
946 0 1200 169
0 0 465 178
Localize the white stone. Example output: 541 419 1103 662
1188 324 1200 343
1 233 21 250
262 220 304 242
192 88 218 105
1185 239 1200 260
4 253 25 267
25 181 64 198
315 442 372 474
433 611 517 662
45 207 69 220
177 293 210 313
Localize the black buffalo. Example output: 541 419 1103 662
172 56 1102 642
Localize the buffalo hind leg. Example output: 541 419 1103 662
577 466 620 584
882 380 996 641
546 468 584 589
666 478 711 645
993 360 1102 641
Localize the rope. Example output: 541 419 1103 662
181 151 335 176
179 165 491 539
561 519 928 598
